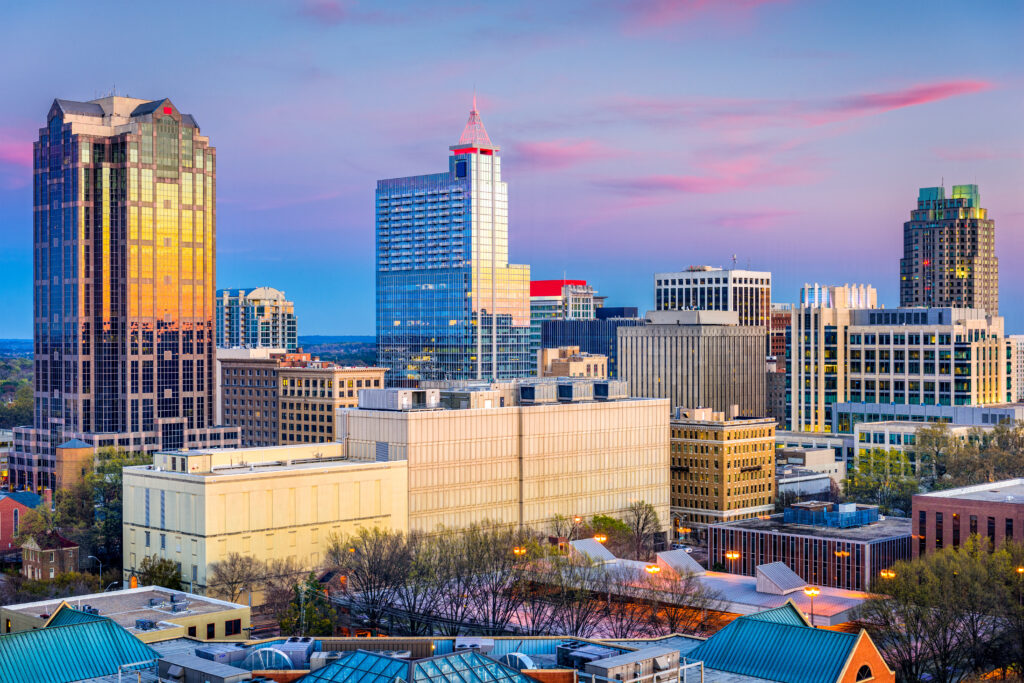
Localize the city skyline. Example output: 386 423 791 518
1 1 1022 338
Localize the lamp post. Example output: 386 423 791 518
803 586 820 627
513 546 527 559
1016 566 1023 606
88 555 103 581
593 534 608 544
571 516 582 541
724 550 740 574
645 564 661 575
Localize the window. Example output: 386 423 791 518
187 625 197 637
856 665 873 682
206 623 215 639
145 531 151 547
225 618 242 636
12 509 18 536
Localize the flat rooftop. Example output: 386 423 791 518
715 513 911 542
128 456 399 477
3 586 247 636
917 478 1024 503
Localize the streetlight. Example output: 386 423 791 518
1016 566 1024 605
645 564 661 574
512 546 526 558
879 569 896 580
88 555 103 580
571 516 582 541
803 586 820 627
593 534 608 544
725 550 740 574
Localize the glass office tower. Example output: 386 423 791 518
11 97 237 491
376 99 531 384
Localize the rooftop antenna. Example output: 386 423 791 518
731 254 737 268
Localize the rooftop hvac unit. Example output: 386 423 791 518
455 638 494 654
83 607 100 616
149 598 163 607
557 381 594 403
377 650 412 659
196 642 249 666
170 602 187 612
519 383 557 405
310 652 346 672
278 636 316 668
170 593 186 603
593 380 627 401
135 619 157 631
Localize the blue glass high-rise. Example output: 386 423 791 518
376 100 530 384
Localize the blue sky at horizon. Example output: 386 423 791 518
0 0 1021 337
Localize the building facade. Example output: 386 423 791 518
0 492 41 555
541 315 645 379
219 351 386 447
708 503 912 591
530 279 598 375
12 96 238 493
655 267 771 353
537 346 607 379
342 386 670 533
833 402 1024 434
900 184 998 315
670 409 776 535
912 479 1024 558
21 532 79 580
1010 335 1024 402
770 304 793 360
216 287 297 351
618 311 766 416
375 99 530 384
787 284 878 434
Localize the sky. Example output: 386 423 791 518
0 0 1021 337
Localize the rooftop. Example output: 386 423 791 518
2 586 247 636
714 512 911 542
916 478 1024 503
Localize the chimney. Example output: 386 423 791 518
728 404 739 420
43 488 53 511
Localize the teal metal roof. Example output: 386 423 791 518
0 618 158 683
743 603 810 627
0 491 42 508
44 604 106 628
687 614 857 683
301 649 539 683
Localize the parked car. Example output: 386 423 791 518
671 543 693 553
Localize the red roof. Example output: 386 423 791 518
530 279 587 297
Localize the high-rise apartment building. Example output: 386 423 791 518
12 97 238 491
219 352 386 446
670 408 776 536
655 267 771 352
216 287 297 350
530 279 598 374
1009 335 1024 402
787 284 878 433
900 184 998 314
375 99 530 384
618 311 766 416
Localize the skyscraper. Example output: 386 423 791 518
375 98 530 384
216 287 298 350
11 96 238 491
900 184 998 314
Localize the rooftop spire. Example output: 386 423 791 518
453 93 496 151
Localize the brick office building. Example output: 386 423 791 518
912 479 1024 557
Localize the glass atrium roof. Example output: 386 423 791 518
301 649 538 683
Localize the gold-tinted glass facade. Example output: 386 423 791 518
12 97 237 492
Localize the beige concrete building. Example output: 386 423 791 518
219 351 387 446
669 408 776 537
852 420 990 473
122 442 408 594
618 310 766 417
343 385 669 533
0 587 250 643
777 447 845 484
124 382 670 594
537 346 608 379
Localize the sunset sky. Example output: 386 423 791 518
1 0 1021 337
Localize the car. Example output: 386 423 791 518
671 543 693 553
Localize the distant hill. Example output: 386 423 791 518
0 340 32 358
299 335 375 344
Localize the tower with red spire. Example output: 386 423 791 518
375 97 530 384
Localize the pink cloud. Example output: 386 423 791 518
297 0 349 24
609 79 994 131
611 0 786 32
0 138 32 168
511 139 621 171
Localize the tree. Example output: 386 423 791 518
843 448 919 515
655 570 726 636
208 553 264 603
14 506 58 542
137 555 182 591
623 501 660 560
548 556 606 638
0 383 32 429
327 527 408 632
279 573 336 636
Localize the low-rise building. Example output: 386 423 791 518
852 420 988 472
708 501 912 591
537 346 608 378
0 491 41 556
912 479 1024 558
219 351 387 447
0 586 250 642
776 430 855 467
669 408 776 537
777 447 845 484
125 381 670 595
777 465 834 501
20 532 79 580
835 402 1024 434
